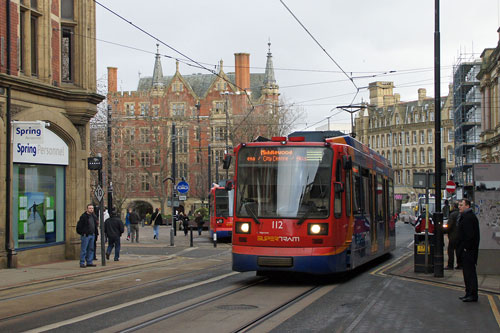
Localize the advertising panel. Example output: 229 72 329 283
473 163 500 251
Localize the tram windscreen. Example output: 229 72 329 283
236 146 333 219
215 189 230 217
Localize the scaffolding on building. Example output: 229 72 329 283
452 54 482 188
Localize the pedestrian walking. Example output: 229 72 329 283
128 208 140 243
125 208 131 240
444 202 460 270
76 204 98 268
443 199 450 219
457 199 480 302
195 212 204 236
180 212 190 236
105 209 124 261
151 208 163 240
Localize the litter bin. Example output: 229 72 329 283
414 233 435 273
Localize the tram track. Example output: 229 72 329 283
105 278 337 333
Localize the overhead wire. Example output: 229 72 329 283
93 0 255 111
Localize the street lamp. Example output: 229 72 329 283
107 101 115 213
163 176 176 245
335 104 367 138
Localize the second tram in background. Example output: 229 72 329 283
230 131 396 275
209 182 234 242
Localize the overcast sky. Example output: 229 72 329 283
96 0 500 131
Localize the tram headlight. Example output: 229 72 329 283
308 223 328 235
236 222 251 234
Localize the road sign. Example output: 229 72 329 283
94 185 104 202
176 181 189 194
179 195 187 201
87 157 102 170
446 180 456 194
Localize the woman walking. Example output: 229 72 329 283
151 208 163 240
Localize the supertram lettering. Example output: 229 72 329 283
257 236 300 242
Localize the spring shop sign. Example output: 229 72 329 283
12 121 68 165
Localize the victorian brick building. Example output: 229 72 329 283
106 45 280 216
0 1 103 267
354 82 455 210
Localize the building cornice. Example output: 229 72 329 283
0 74 104 105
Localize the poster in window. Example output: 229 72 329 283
22 192 46 241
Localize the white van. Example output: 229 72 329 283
399 202 417 225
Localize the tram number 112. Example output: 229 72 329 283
272 221 283 229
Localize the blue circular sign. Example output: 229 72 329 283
176 181 189 194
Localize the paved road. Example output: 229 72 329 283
0 223 498 332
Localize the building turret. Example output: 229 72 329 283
152 44 164 88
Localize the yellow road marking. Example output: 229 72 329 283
370 252 412 276
489 295 500 329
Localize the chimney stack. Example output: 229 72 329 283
234 53 250 91
418 88 426 101
107 67 118 93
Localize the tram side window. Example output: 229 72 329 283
388 179 394 217
362 169 370 214
345 169 351 216
334 160 342 217
353 172 362 213
376 175 384 221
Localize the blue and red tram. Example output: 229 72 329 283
231 132 395 275
209 184 234 241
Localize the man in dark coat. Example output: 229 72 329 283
457 199 480 302
105 209 124 261
128 208 140 243
195 212 204 236
444 202 460 270
76 204 98 268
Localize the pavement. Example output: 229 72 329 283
0 225 224 291
0 226 498 295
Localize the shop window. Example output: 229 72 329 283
13 164 65 249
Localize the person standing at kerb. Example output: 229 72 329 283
151 208 163 240
76 204 98 268
445 202 460 270
457 199 480 303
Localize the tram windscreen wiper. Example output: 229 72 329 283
243 202 260 224
297 203 315 225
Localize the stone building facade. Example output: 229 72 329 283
477 28 500 162
105 46 280 217
0 1 103 267
354 82 455 210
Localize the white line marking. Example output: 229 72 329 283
24 272 239 333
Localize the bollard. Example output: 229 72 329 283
170 226 174 246
190 226 193 247
213 232 217 248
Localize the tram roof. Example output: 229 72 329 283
288 130 344 142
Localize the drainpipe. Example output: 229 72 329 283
5 0 15 267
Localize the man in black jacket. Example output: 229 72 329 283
105 209 124 261
76 204 98 268
457 199 480 302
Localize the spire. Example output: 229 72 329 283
264 40 276 86
152 44 164 88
